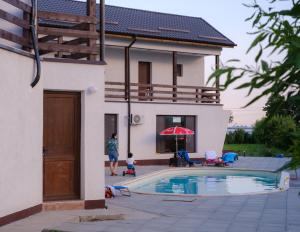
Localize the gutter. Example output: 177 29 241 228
30 0 41 88
126 37 137 156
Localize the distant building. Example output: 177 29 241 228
227 125 254 134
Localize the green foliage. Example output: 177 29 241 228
289 131 300 170
210 0 300 169
264 93 300 125
209 0 300 106
252 118 267 143
225 129 253 144
252 115 297 150
225 132 236 144
223 144 288 157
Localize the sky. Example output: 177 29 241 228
100 0 290 125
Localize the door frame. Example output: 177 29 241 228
104 114 118 155
138 61 152 100
43 90 82 201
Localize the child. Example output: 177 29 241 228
126 153 136 170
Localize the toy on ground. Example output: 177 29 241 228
123 166 136 176
105 185 131 198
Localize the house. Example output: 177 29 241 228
0 0 235 226
227 124 254 134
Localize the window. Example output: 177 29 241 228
156 115 196 153
177 64 183 77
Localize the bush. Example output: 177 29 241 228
252 118 267 144
225 132 235 144
252 115 297 150
289 130 300 172
225 129 253 144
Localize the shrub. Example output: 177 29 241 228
289 130 300 172
253 115 297 150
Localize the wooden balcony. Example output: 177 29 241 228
0 0 105 64
105 82 220 104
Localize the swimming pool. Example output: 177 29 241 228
123 168 286 196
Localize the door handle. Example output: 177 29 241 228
43 147 48 155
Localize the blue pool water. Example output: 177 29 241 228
129 170 279 195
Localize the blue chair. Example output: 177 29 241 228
222 152 238 163
178 150 201 167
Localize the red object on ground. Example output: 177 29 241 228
123 169 136 176
159 126 194 136
204 158 225 167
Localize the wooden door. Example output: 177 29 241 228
138 62 151 100
43 91 81 201
104 114 118 155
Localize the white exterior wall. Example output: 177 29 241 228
106 46 205 86
43 62 105 201
105 41 228 162
104 102 230 161
0 48 106 218
0 48 43 217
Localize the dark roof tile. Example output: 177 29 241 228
38 0 236 47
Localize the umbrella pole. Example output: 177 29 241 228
176 135 178 156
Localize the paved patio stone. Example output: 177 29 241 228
0 157 299 232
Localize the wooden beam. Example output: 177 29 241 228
0 9 30 29
172 51 177 102
57 36 63 58
22 10 31 51
0 29 31 47
37 11 96 24
63 38 88 46
61 53 90 60
38 26 98 39
38 43 97 54
87 0 97 61
215 55 220 103
38 35 57 43
2 0 32 13
99 0 105 62
125 47 129 100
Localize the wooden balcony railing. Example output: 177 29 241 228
0 0 105 63
0 0 32 51
37 11 99 61
105 82 220 104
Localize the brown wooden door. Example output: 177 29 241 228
138 62 151 100
43 91 81 201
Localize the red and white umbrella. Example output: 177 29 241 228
160 126 194 136
160 126 194 155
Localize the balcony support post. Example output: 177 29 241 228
87 0 97 61
99 0 105 62
215 55 220 103
172 51 177 102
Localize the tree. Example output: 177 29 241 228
263 115 297 149
209 0 300 170
289 130 300 178
252 118 267 144
264 94 300 125
210 0 300 107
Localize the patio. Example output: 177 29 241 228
1 157 300 232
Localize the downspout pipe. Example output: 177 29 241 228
126 37 137 156
30 0 41 88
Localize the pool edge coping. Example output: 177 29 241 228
114 167 289 197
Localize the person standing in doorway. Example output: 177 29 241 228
107 133 119 176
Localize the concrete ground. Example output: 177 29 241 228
1 157 300 232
